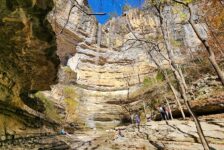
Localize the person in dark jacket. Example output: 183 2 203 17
158 106 167 120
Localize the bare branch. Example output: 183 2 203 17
58 0 106 35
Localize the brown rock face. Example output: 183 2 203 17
48 0 97 64
0 0 59 103
0 0 59 130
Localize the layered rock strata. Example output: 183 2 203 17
48 0 210 128
0 0 60 134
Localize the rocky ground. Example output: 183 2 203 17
0 115 223 150
1 0 224 150
53 115 223 150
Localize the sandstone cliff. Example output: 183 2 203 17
46 0 212 129
0 0 223 149
0 0 59 134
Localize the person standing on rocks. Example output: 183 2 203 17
158 106 167 120
135 114 140 131
59 128 66 135
163 105 170 120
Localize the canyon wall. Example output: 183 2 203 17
48 0 208 128
0 0 59 134
0 0 214 133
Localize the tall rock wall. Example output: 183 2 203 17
0 0 59 134
48 0 97 64
47 0 209 129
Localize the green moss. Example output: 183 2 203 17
63 87 79 122
180 12 188 21
156 71 165 81
183 0 194 3
62 66 74 73
63 86 77 99
15 0 33 8
35 92 61 121
143 72 164 88
143 77 155 87
171 39 182 47
172 6 188 22
2 17 21 22
64 98 78 113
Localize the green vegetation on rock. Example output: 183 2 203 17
143 71 164 88
63 86 79 122
35 92 61 121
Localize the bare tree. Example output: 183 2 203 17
146 45 186 119
58 0 106 35
164 96 173 120
124 9 186 120
173 0 224 86
149 1 210 149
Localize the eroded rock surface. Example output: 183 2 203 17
47 0 210 128
0 0 59 135
56 118 224 150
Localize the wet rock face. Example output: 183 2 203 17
0 0 59 105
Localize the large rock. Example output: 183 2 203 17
0 0 59 134
0 0 59 104
47 0 97 64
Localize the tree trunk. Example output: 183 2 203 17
147 49 186 119
208 52 224 85
178 67 188 89
169 83 186 119
172 59 210 150
165 97 173 120
187 4 224 86
143 101 147 118
3 115 7 137
185 100 210 150
158 6 210 149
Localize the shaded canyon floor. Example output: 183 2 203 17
1 114 224 150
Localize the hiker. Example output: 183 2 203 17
163 105 170 120
60 128 66 135
158 106 167 120
135 114 140 131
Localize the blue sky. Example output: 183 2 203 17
87 0 145 24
